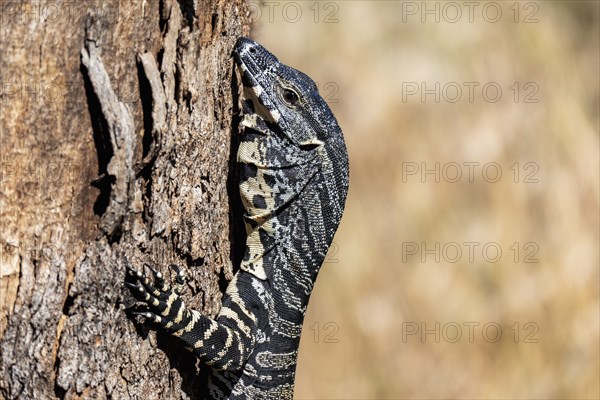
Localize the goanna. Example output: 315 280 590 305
126 37 349 399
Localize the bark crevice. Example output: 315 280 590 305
0 0 250 398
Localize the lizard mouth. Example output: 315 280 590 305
232 37 278 87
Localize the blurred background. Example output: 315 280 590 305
250 1 599 399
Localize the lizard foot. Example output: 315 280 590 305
125 263 191 333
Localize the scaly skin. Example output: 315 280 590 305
126 37 349 399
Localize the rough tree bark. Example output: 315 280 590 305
0 1 250 398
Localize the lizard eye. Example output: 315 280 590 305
281 88 300 106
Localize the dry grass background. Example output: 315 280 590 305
251 1 598 399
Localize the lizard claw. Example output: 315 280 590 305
169 264 186 294
125 265 143 280
131 309 163 324
145 263 165 289
125 281 143 293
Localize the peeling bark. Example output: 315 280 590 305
0 1 250 399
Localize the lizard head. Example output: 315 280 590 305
232 37 349 279
232 37 347 157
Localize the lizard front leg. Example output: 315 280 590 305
125 264 258 371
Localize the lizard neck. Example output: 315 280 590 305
273 175 335 282
238 135 348 284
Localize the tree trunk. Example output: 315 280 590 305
0 1 250 398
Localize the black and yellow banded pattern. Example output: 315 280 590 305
127 37 349 399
